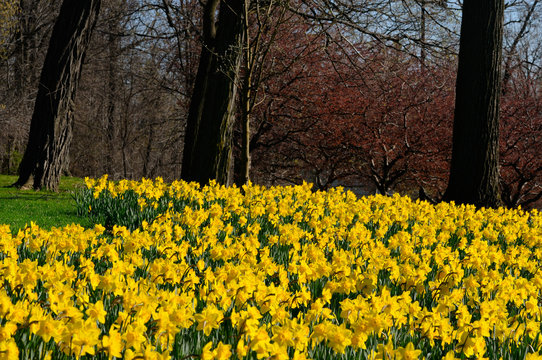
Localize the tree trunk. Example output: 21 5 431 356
443 0 504 208
180 0 218 183
236 0 255 187
14 0 101 191
1 136 15 174
419 0 426 68
104 15 118 176
237 17 252 187
239 93 251 185
181 0 245 185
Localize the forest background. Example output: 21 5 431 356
1 0 541 208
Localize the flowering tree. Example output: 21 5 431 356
250 24 455 197
500 66 542 208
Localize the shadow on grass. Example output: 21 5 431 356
0 194 64 201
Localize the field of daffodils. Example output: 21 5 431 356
2 175 542 359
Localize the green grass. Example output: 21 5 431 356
0 174 92 234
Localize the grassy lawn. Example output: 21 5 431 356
0 174 91 233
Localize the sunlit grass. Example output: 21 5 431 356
0 175 92 233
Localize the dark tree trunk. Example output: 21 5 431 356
443 0 504 208
181 0 245 185
104 16 119 176
180 0 218 183
14 0 101 191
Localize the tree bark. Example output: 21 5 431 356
237 4 253 186
239 85 251 185
181 0 218 183
14 0 101 191
104 14 119 176
181 0 245 185
443 0 504 208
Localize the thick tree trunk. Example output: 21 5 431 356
14 0 101 191
443 0 504 208
181 0 245 185
180 0 218 183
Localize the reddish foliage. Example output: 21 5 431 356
500 68 542 209
251 20 455 198
236 13 542 209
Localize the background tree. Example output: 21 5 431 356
0 0 60 175
181 0 246 185
14 0 101 190
71 0 197 180
496 0 542 208
443 0 504 207
233 0 287 186
0 0 19 58
0 0 21 174
253 30 455 195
